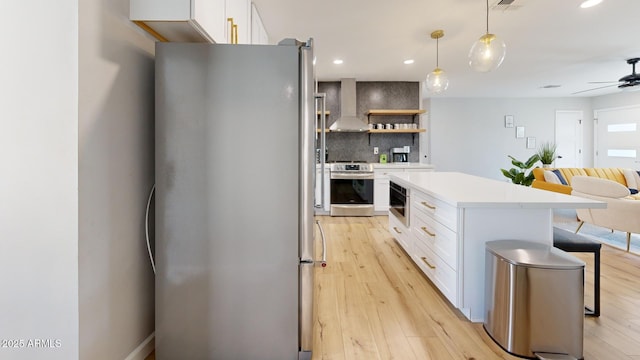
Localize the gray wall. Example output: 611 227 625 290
318 81 421 162
0 1 155 359
427 97 593 181
591 90 640 110
426 92 640 181
1 2 79 359
79 0 156 359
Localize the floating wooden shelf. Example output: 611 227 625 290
316 111 331 115
369 129 426 133
365 109 426 116
316 129 426 133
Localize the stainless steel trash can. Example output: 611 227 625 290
484 240 585 360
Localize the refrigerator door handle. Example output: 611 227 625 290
316 220 327 267
145 184 156 275
314 93 327 209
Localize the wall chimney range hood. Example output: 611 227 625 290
329 79 369 132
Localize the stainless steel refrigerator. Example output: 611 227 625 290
155 39 317 360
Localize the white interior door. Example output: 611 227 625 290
555 110 583 168
594 106 640 169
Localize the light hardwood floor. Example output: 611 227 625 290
311 215 640 360
146 215 640 360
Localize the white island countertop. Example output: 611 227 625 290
389 171 606 209
372 162 434 169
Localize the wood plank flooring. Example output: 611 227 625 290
312 215 640 360
312 216 517 360
146 215 640 360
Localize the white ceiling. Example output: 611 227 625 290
251 0 640 98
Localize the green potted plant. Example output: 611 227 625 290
537 141 557 168
500 154 540 186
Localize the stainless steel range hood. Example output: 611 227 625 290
329 79 369 132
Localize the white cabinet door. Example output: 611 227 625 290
374 169 404 212
130 0 223 42
130 0 250 43
251 3 269 44
193 0 226 42
374 179 389 211
130 0 190 20
324 171 330 211
226 0 251 44
315 168 330 213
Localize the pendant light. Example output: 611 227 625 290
468 0 506 72
426 30 449 95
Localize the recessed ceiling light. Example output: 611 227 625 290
580 0 603 9
333 59 343 65
404 59 415 65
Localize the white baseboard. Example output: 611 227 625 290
124 332 154 360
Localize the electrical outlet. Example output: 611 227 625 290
373 147 379 154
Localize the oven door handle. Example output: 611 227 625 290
330 172 375 180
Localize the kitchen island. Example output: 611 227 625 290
388 171 605 322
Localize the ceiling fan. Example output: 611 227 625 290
572 58 640 95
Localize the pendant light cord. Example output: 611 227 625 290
436 37 439 68
486 0 490 34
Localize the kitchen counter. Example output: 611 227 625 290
372 162 434 169
316 162 434 169
390 171 605 209
388 171 605 322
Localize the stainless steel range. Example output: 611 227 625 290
329 162 374 216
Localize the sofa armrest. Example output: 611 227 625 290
531 180 572 195
572 191 640 234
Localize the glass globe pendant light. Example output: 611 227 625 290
468 0 506 72
426 30 449 94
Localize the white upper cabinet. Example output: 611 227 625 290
251 3 269 44
225 0 251 44
130 0 252 44
195 0 226 42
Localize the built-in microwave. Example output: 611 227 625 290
389 181 409 227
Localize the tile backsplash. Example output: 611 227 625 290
317 81 421 163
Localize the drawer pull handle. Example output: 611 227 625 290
421 201 436 210
393 227 402 234
421 227 435 237
420 257 436 269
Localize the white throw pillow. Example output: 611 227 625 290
571 176 631 199
623 169 638 190
543 170 561 184
633 170 640 190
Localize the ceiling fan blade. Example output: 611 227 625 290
587 81 619 84
571 83 620 95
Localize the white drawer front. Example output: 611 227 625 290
412 209 458 269
389 211 412 254
411 190 457 231
412 238 457 305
